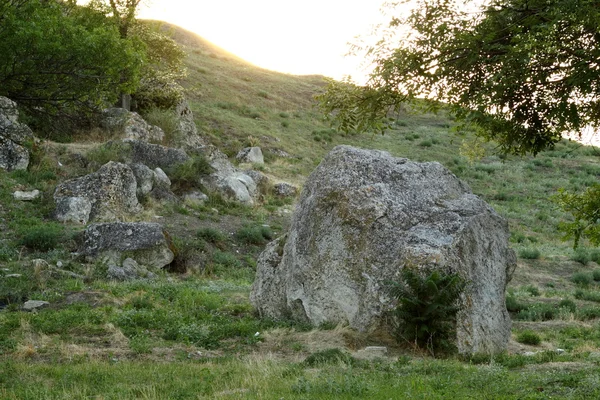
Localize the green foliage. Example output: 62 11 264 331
18 223 64 252
320 0 600 156
505 295 525 312
556 184 600 248
235 225 274 245
574 289 600 303
558 299 577 313
196 227 226 245
571 272 593 287
169 156 213 191
516 330 542 346
519 248 541 260
0 0 143 136
141 107 179 144
593 269 600 282
303 348 356 367
387 265 467 354
516 303 559 321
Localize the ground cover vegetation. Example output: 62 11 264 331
1 2 600 397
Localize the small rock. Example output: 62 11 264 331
56 261 63 268
31 259 49 270
556 348 565 354
153 167 171 189
523 351 537 357
22 300 50 311
273 182 298 198
13 190 40 201
236 147 264 164
4 274 21 278
183 191 208 207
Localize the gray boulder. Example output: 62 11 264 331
236 147 264 164
107 258 156 281
80 222 174 270
251 145 516 355
54 161 142 224
196 146 257 205
244 170 270 193
122 139 189 171
174 100 206 150
129 163 155 197
101 108 164 142
0 97 33 171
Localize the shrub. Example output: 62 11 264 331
387 265 467 354
516 330 541 345
576 306 600 321
574 289 600 303
519 248 541 260
197 227 226 245
142 108 179 145
236 225 274 245
303 348 355 367
169 156 213 191
558 298 578 312
516 303 557 321
523 285 540 297
505 295 526 312
419 140 433 147
571 249 591 265
593 269 600 282
18 223 64 252
571 272 593 287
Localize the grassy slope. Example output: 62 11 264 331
1 22 600 399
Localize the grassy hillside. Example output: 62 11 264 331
1 22 600 399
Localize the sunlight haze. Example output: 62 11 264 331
138 0 386 79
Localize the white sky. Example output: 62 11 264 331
137 0 387 79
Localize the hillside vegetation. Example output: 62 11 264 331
1 22 600 399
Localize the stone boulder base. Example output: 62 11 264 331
80 222 174 270
0 97 33 171
54 161 141 224
251 145 516 355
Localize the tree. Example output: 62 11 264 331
318 0 600 246
0 0 144 135
319 0 600 155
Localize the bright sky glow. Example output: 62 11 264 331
137 0 387 79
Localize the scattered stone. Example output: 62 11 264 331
129 163 155 197
0 97 33 171
183 191 208 207
56 261 63 268
22 300 50 311
523 351 537 357
236 147 264 164
54 161 142 224
273 182 298 198
80 222 174 270
107 258 156 281
556 348 566 354
251 145 516 355
13 190 40 201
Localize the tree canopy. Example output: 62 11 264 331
319 0 600 155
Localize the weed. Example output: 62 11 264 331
519 248 541 260
196 227 226 245
142 108 179 145
516 303 557 321
516 330 541 345
571 272 593 286
18 223 64 252
574 289 600 303
571 249 591 265
593 269 600 281
419 140 433 147
505 295 526 312
558 298 577 312
169 155 213 191
576 306 600 320
523 285 541 296
303 348 355 367
235 225 273 245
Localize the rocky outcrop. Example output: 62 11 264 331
174 100 205 150
236 147 264 164
80 222 174 270
273 182 298 198
120 139 189 171
54 161 142 224
0 97 33 171
196 146 257 205
101 108 164 142
251 145 516 355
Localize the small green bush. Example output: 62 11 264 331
516 303 557 321
505 295 526 312
516 330 541 345
576 306 600 321
419 140 433 147
18 223 64 252
212 251 241 268
142 108 179 145
574 289 600 303
197 227 226 245
593 269 600 282
169 156 213 191
523 285 540 297
519 248 541 260
571 249 591 265
558 298 577 312
236 225 273 245
571 272 593 286
303 348 355 367
387 265 467 354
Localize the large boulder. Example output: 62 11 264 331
251 146 516 355
80 222 174 270
174 100 206 150
121 139 189 171
0 97 33 171
54 161 142 224
236 147 264 164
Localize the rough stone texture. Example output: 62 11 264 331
196 146 257 205
251 145 516 355
236 147 264 164
273 182 298 198
54 197 93 224
13 190 40 201
80 222 174 270
174 100 206 150
129 163 154 197
122 139 189 171
22 300 50 311
153 167 171 189
0 97 33 171
244 170 270 193
54 161 142 224
107 257 156 281
101 108 164 142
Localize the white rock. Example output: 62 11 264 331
22 300 50 311
13 190 40 201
